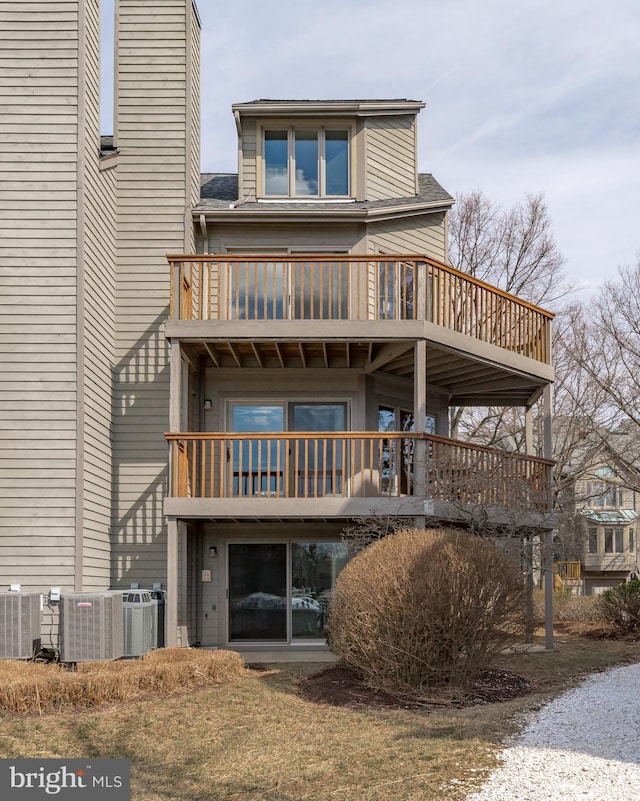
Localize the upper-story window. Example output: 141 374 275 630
588 481 624 507
263 126 351 197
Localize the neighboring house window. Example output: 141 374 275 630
604 528 613 553
630 528 635 552
615 527 624 553
588 528 598 554
263 126 350 197
589 481 623 507
604 527 625 553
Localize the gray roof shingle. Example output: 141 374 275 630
196 173 453 212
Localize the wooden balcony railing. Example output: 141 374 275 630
167 255 553 365
165 431 553 512
554 561 582 581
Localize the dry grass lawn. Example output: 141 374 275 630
0 636 639 801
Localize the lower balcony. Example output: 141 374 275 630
165 432 553 523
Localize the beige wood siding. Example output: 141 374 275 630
364 115 417 201
206 221 363 254
80 0 117 591
112 1 197 591
201 524 221 645
0 0 81 595
239 118 257 200
202 370 363 428
188 4 201 222
367 213 448 262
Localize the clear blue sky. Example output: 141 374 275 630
104 0 640 296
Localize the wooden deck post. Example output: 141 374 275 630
413 339 427 528
166 516 179 648
543 383 554 651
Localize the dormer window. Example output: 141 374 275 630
262 125 350 198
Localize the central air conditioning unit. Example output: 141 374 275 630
121 590 154 657
0 592 42 660
59 592 124 662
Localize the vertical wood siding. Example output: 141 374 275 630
112 1 197 591
364 115 416 200
0 1 80 594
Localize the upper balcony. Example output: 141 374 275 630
167 254 553 366
166 254 554 408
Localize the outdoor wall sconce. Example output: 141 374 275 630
209 546 217 558
204 399 212 410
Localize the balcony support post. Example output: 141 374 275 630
166 516 179 647
525 405 533 455
169 340 183 432
167 344 183 647
413 340 427 528
542 383 554 651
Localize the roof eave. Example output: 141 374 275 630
192 199 454 223
231 100 426 118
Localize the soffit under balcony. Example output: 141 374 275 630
182 338 549 407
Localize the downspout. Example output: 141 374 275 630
235 110 243 200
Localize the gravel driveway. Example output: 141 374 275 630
467 662 640 801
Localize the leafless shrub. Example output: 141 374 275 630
328 528 526 694
533 590 601 625
341 515 415 553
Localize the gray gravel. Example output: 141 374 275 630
467 662 640 801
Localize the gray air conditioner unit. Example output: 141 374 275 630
59 592 124 662
0 592 42 660
120 590 154 657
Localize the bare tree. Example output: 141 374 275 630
562 261 640 489
449 190 571 308
449 190 573 445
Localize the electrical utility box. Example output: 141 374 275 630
59 592 124 662
121 590 154 657
0 592 42 659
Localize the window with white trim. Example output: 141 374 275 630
588 481 624 507
262 125 351 197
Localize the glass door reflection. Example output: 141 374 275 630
291 403 346 497
291 542 349 640
229 404 285 496
227 541 350 643
228 543 287 641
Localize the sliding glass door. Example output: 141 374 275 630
229 403 285 496
291 403 346 497
228 401 348 497
228 543 287 641
227 540 349 643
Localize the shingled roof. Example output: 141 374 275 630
196 173 453 214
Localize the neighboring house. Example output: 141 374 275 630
0 0 554 654
557 456 640 595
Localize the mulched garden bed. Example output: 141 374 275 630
298 665 534 710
